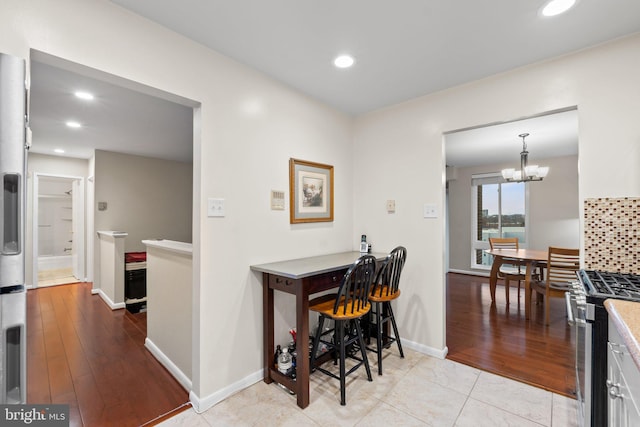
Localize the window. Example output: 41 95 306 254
471 173 527 269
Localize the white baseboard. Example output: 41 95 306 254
91 288 99 295
402 338 448 359
96 289 125 310
189 369 263 414
144 338 192 392
447 269 490 278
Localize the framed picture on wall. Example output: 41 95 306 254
289 158 334 223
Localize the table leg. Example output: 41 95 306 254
295 281 310 409
263 273 274 384
489 255 502 303
524 262 533 320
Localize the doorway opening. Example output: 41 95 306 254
33 173 85 287
443 107 579 396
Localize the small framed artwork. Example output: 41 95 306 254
289 158 334 224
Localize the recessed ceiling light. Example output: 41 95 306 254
334 54 355 69
66 121 82 128
54 148 65 154
74 91 94 100
541 0 577 17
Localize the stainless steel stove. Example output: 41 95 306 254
569 270 640 426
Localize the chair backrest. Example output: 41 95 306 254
546 247 580 286
371 246 407 298
489 237 519 250
333 255 377 316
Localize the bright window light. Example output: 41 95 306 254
74 91 94 100
66 121 82 128
334 54 355 68
542 0 577 17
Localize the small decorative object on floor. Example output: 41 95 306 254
274 344 282 370
278 347 292 375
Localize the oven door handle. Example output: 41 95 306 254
565 292 575 325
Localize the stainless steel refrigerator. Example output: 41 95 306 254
0 52 28 404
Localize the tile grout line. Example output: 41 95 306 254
468 371 553 426
451 365 482 426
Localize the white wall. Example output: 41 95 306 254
94 150 192 252
447 155 579 273
145 244 193 389
528 156 580 251
96 232 126 308
92 150 192 298
353 33 640 352
2 0 353 409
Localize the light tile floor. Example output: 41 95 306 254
158 349 578 427
37 267 78 287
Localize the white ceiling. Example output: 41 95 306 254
29 58 194 162
445 109 579 167
28 0 640 163
110 0 640 115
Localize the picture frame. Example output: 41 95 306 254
289 158 334 224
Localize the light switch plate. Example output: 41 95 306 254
423 203 437 218
208 198 225 217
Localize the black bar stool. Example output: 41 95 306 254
309 255 376 405
367 246 406 375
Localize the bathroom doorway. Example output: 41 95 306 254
33 173 85 287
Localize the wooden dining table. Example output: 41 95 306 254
486 248 548 320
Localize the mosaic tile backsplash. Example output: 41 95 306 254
584 197 640 273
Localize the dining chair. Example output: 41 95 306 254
309 255 376 405
488 237 527 305
367 246 407 375
530 246 580 325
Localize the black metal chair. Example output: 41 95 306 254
309 255 376 405
367 246 407 375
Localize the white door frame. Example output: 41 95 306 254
33 172 86 287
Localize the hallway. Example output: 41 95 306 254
26 282 189 426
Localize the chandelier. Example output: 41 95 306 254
501 133 549 182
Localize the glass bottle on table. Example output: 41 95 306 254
360 235 368 254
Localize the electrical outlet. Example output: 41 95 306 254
423 204 437 218
208 198 225 217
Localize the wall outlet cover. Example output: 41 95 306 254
423 203 437 218
208 198 225 217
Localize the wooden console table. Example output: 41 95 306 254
251 251 386 409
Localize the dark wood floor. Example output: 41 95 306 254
446 273 576 398
26 282 189 426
